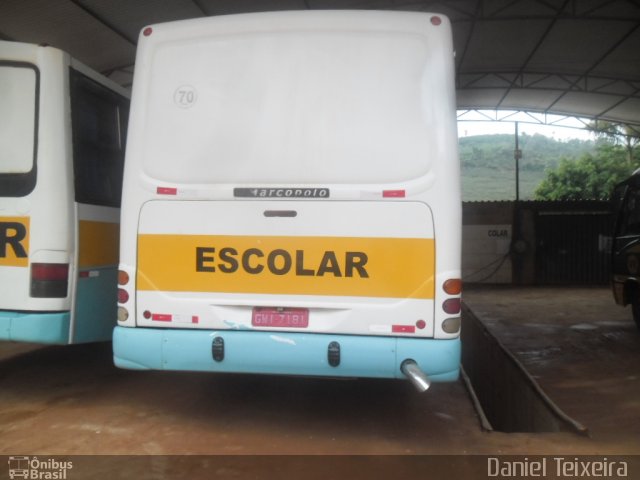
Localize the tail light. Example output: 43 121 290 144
443 278 462 295
118 288 129 303
30 263 69 298
442 298 461 315
118 268 130 322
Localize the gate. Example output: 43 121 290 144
534 202 612 285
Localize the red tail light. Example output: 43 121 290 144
442 298 461 315
31 263 69 298
118 288 130 304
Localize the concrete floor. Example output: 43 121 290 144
0 286 638 466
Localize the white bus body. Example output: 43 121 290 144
115 11 461 385
0 41 129 344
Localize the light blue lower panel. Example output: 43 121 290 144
73 268 118 343
0 311 71 344
113 326 460 382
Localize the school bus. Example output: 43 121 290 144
0 41 129 344
611 170 640 330
114 11 461 391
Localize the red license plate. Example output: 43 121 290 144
252 307 309 328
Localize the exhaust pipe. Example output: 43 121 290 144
401 359 431 393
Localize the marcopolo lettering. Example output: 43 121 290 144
234 188 330 198
196 246 369 278
0 221 28 258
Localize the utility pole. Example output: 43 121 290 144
514 121 522 202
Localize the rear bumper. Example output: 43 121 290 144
113 326 460 381
0 311 70 344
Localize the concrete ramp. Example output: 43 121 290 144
461 303 588 435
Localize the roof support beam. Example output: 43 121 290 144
68 0 137 45
191 0 209 16
496 0 571 108
595 88 640 118
456 0 483 72
546 22 640 111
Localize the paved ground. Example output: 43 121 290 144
0 286 638 469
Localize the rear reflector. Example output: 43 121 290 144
31 263 69 298
157 187 177 195
147 313 199 324
392 325 416 333
79 270 99 279
383 190 406 198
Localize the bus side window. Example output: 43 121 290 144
620 188 640 236
70 70 128 208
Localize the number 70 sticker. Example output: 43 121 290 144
174 85 198 108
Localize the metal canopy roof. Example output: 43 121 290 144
1 0 639 129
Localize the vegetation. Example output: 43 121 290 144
534 143 640 201
460 127 640 202
459 133 595 201
586 121 640 165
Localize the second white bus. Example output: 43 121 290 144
0 41 129 344
114 11 461 390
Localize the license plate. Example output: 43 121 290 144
251 307 309 328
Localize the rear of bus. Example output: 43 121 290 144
114 11 461 387
0 41 128 344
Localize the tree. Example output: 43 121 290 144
587 120 640 165
534 144 639 200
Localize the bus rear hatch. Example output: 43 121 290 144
135 200 436 337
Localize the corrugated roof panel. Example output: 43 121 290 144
0 0 134 72
460 20 549 72
198 0 308 16
456 88 508 109
602 98 640 124
551 91 623 118
500 88 565 112
79 0 205 42
591 28 640 81
527 19 636 74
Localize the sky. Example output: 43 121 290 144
457 111 595 141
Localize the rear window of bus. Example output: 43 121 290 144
0 63 38 196
141 32 437 185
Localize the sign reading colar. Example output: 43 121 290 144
136 234 436 299
0 217 29 267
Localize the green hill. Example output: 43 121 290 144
459 133 596 201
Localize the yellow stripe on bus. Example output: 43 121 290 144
137 234 435 299
78 221 119 268
0 217 30 267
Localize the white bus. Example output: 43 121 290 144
114 11 461 391
0 41 129 344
